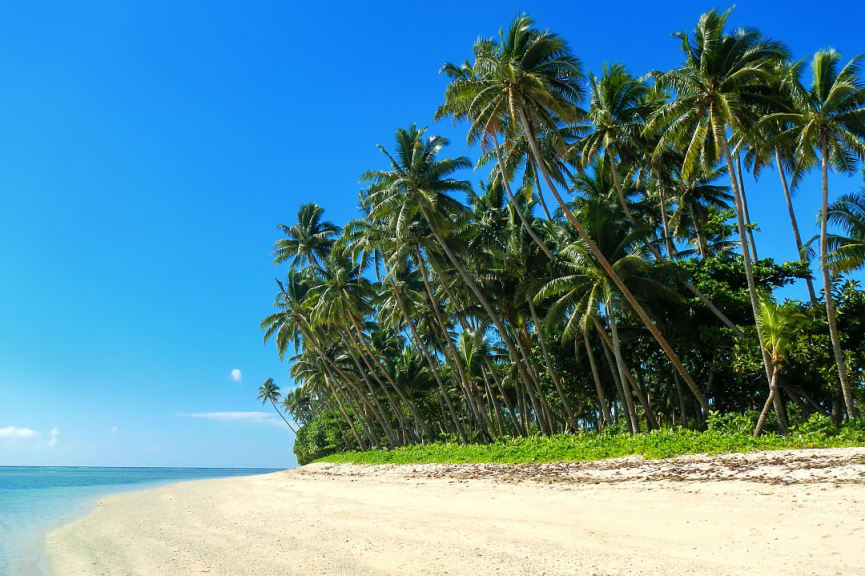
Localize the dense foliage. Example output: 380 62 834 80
255 9 865 464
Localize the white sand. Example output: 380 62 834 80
46 447 865 576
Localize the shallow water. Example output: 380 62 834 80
0 466 280 575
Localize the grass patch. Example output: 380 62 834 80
317 417 865 465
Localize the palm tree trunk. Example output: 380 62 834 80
415 248 492 436
596 316 635 433
517 107 709 413
348 311 430 440
270 399 298 434
483 356 525 436
654 169 676 258
582 330 612 428
719 134 787 433
388 278 467 442
532 162 554 221
736 154 759 262
607 144 636 225
490 131 553 260
528 298 577 429
344 327 411 443
820 140 855 420
775 149 818 302
673 372 688 426
415 205 543 427
324 374 365 450
514 319 556 434
606 303 648 432
754 374 776 437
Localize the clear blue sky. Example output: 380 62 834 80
1 1 863 468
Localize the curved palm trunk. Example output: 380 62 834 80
775 150 818 302
514 319 556 434
339 331 401 446
582 330 612 428
654 169 676 258
343 327 410 443
719 135 787 433
387 278 467 442
528 298 577 429
415 249 492 437
480 365 506 436
325 375 365 450
483 356 525 436
517 107 710 413
348 312 430 440
754 371 777 437
820 140 855 420
301 328 381 447
490 131 553 260
415 205 543 427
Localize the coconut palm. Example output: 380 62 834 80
441 15 708 411
824 187 865 275
753 297 806 435
771 49 865 419
646 8 788 428
257 378 297 434
273 203 340 270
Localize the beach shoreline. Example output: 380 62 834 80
47 447 865 576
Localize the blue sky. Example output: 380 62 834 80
0 1 863 468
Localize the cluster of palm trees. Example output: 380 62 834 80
259 9 865 452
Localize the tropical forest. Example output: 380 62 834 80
258 9 865 465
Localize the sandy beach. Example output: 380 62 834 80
46 447 865 576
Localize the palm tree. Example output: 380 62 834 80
441 15 708 411
772 50 865 419
824 187 865 275
646 8 788 428
273 203 340 270
257 378 297 434
753 297 805 436
573 62 649 224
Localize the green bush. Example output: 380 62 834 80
293 414 346 465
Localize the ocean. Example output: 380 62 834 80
0 466 280 575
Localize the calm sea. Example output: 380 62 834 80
0 466 281 576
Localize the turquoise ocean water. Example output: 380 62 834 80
0 466 280 575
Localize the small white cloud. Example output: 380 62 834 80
0 426 38 439
111 426 119 434
230 369 242 383
48 427 60 447
179 411 280 426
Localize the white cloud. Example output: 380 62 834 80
179 411 281 426
230 369 242 383
0 426 38 439
111 426 119 435
48 427 60 447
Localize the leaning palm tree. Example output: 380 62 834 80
273 203 340 270
646 8 788 425
771 50 865 419
257 378 297 434
440 15 708 411
753 297 805 436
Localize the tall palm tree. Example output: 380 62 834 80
257 378 297 434
772 50 865 419
646 8 788 428
273 203 340 270
441 15 708 411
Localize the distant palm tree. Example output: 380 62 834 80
257 378 297 434
273 203 340 269
824 187 865 275
772 50 865 419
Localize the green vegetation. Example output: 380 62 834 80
255 9 865 466
319 415 865 465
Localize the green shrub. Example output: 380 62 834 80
293 414 345 465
